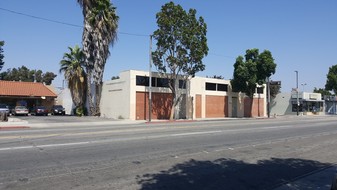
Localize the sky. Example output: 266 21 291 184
0 0 336 93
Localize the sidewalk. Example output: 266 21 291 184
0 117 144 129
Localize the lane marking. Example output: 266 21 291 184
0 141 90 151
169 130 222 137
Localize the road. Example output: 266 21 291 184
0 116 336 190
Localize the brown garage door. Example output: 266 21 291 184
136 92 173 120
205 95 228 118
195 94 202 118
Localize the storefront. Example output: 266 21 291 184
291 92 324 115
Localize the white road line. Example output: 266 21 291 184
0 141 90 151
169 130 222 137
0 131 222 152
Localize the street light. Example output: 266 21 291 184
267 77 270 118
148 35 153 122
301 83 307 92
295 71 299 116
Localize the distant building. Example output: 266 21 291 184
0 80 57 110
270 92 324 116
324 95 337 114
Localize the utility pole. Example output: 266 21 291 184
295 71 299 116
267 77 270 118
148 35 152 122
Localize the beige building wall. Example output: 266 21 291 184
100 71 131 119
100 70 267 120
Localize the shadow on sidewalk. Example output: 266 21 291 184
137 157 333 190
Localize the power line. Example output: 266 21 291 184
0 7 236 59
0 7 149 37
0 7 83 28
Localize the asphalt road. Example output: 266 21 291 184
0 116 336 190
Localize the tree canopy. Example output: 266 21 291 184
313 87 331 97
270 82 281 98
0 41 4 72
0 65 57 85
152 1 208 119
325 64 337 94
231 49 276 98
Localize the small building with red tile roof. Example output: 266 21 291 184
0 80 57 111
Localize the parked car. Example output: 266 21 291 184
51 105 65 115
31 106 49 116
12 106 29 116
0 104 10 116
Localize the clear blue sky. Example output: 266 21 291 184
0 0 336 93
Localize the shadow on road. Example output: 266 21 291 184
137 157 331 190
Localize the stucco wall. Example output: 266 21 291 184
100 71 131 119
99 70 267 119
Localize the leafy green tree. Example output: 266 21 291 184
0 41 4 71
77 0 119 116
59 45 87 111
42 72 57 85
111 76 119 80
152 1 208 120
231 48 276 98
313 87 331 97
270 82 281 98
325 65 337 94
0 66 56 83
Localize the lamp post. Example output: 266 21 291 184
148 35 153 122
267 77 270 118
295 71 299 116
301 83 307 92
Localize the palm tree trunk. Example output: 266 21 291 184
86 70 94 116
95 82 103 116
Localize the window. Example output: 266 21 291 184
136 75 155 86
257 87 264 94
292 103 303 112
179 80 186 89
217 84 228 92
206 82 228 91
157 78 169 88
205 82 216 91
136 76 149 86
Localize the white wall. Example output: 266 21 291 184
270 93 294 115
100 71 131 119
57 88 74 115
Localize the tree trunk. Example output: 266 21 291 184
169 80 182 120
94 82 103 116
86 70 95 116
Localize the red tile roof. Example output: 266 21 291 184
0 81 57 97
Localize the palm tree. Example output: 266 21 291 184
59 45 87 112
77 0 119 116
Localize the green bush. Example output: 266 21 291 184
73 106 87 117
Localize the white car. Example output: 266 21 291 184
12 106 29 116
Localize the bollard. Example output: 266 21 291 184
0 111 8 122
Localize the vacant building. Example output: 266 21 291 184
100 70 266 120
